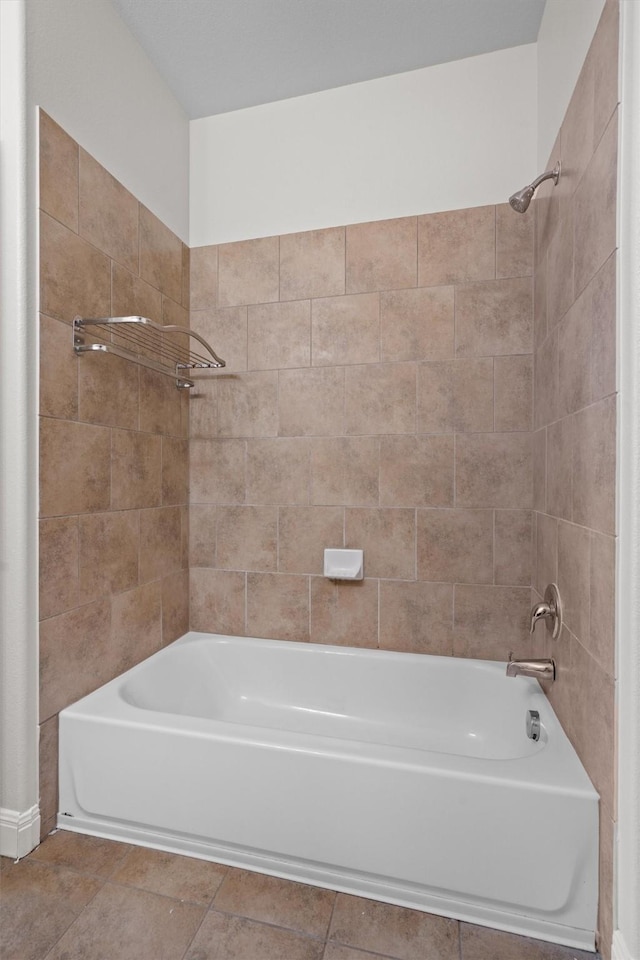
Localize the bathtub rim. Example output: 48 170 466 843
60 631 599 795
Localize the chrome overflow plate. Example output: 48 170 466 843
526 709 541 741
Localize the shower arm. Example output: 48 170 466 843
530 162 561 192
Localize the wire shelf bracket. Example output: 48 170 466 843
73 316 225 388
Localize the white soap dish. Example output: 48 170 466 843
324 548 364 581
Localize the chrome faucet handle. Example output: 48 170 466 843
529 583 562 640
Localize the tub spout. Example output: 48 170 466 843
506 658 556 682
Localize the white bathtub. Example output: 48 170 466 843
57 632 598 950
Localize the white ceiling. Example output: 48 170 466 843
109 0 546 119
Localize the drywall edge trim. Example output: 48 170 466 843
616 2 640 958
0 0 40 857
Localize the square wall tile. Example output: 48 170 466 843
310 437 379 507
494 510 533 586
218 236 279 306
592 0 619 148
558 520 591 641
216 371 279 438
455 433 532 509
279 506 344 574
189 504 218 567
417 508 493 584
246 438 310 504
40 212 111 324
79 149 138 271
534 328 559 431
379 435 454 508
416 361 453 434
418 205 495 286
279 367 345 437
453 584 531 660
38 716 59 835
110 580 162 671
589 530 615 677
558 296 592 421
453 358 494 433
216 505 278 572
138 369 183 437
380 286 454 362
345 508 415 580
590 252 616 404
280 226 345 300
191 306 248 374
189 380 218 439
346 216 417 293
535 512 558 595
40 599 112 721
190 439 246 504
40 418 111 517
310 578 378 647
494 355 533 432
78 352 139 430
139 506 183 582
39 314 78 421
545 202 574 331
248 300 311 370
190 244 218 311
111 263 163 325
345 363 416 435
111 429 162 511
495 203 533 279
379 580 453 655
139 205 183 303
39 517 79 620
162 295 188 328
39 110 79 232
572 395 616 534
532 428 546 514
161 436 189 505
455 277 533 357
246 572 310 641
78 510 139 602
161 569 189 645
573 111 617 297
311 293 379 366
190 568 245 634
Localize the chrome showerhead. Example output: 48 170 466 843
509 184 536 213
509 161 561 214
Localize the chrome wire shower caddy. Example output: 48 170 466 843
73 315 225 388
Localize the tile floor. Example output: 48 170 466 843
1 831 599 960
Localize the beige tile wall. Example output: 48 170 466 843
38 112 190 837
189 204 535 655
531 2 618 954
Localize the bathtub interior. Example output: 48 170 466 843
119 633 547 760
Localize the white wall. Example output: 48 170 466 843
190 44 537 246
26 0 189 240
537 0 607 168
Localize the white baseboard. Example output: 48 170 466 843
612 930 636 960
0 805 41 859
